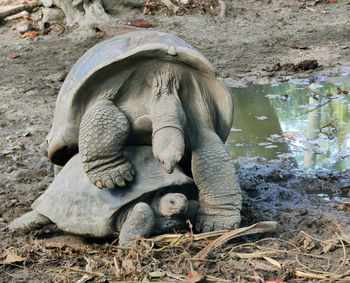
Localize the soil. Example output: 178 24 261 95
0 0 350 282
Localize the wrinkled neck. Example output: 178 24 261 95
148 64 186 135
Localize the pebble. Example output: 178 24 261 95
16 20 33 34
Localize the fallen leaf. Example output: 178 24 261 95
193 221 277 267
303 237 315 251
290 45 309 50
321 240 337 253
0 250 25 264
206 275 231 282
263 257 282 269
7 54 21 60
294 270 328 280
187 271 204 283
127 19 152 28
122 259 134 272
149 271 166 278
19 30 38 38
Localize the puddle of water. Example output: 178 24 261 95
227 76 350 171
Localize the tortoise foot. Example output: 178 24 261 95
195 207 241 232
85 158 135 189
79 99 133 190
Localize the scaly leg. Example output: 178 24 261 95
8 211 51 233
191 128 241 232
118 202 155 246
79 99 134 189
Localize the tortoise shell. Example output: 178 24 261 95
33 146 196 237
47 30 233 165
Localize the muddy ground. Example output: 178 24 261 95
1 0 350 281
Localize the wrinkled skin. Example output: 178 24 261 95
78 60 241 232
118 192 190 246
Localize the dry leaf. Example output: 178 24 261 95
0 250 25 264
122 259 134 272
186 271 204 283
149 271 166 278
263 256 282 269
7 54 21 60
303 237 315 251
193 221 277 267
19 30 38 38
127 19 152 27
321 240 336 253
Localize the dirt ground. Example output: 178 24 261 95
1 0 350 282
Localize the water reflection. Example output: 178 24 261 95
227 77 350 171
304 96 320 168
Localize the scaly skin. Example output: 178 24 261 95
79 99 134 189
150 65 186 174
191 127 242 232
118 202 155 246
118 193 190 246
8 211 51 233
151 193 188 218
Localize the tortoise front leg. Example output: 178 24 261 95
79 99 134 189
191 128 242 232
118 202 155 246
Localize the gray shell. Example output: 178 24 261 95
33 146 195 237
47 30 234 165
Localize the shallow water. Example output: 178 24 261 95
227 76 350 171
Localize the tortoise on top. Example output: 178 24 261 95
47 30 241 232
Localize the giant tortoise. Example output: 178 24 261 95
9 146 198 246
46 30 241 232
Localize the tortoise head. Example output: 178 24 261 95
157 193 188 218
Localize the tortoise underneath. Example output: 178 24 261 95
9 146 198 246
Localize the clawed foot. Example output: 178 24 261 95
84 158 135 189
195 207 241 232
